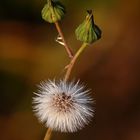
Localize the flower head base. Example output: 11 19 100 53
75 10 102 44
33 80 94 132
41 0 65 23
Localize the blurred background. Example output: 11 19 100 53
0 0 140 140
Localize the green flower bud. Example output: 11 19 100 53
41 0 65 23
75 10 102 44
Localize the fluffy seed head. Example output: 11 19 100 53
33 80 94 132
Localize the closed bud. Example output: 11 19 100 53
75 10 102 44
41 0 65 23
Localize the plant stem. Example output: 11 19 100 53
44 128 52 140
54 22 74 59
64 43 88 81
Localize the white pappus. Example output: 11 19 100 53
33 80 94 132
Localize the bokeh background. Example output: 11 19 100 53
0 0 140 140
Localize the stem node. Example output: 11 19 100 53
64 43 88 81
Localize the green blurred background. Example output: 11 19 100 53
0 0 140 140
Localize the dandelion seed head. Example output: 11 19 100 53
33 80 94 132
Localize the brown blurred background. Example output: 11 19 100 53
0 0 140 140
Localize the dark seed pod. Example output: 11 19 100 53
75 10 102 44
42 0 66 23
